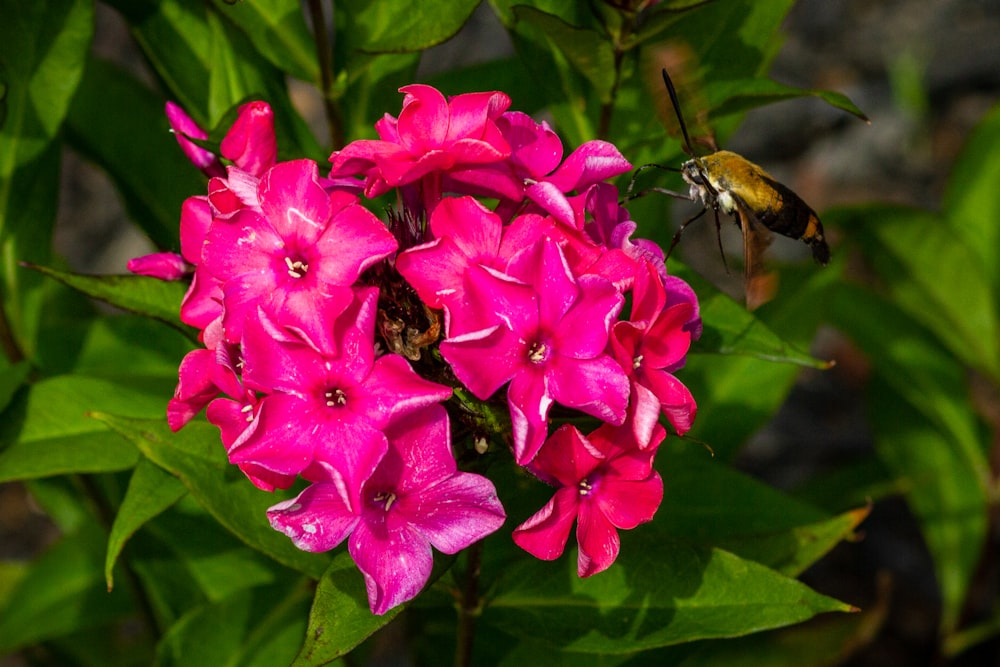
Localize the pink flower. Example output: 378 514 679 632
513 422 664 577
220 101 278 178
126 252 189 280
329 84 514 209
267 404 506 614
395 196 516 335
228 295 452 480
440 237 629 464
201 159 397 345
611 260 698 443
495 112 631 227
165 102 224 177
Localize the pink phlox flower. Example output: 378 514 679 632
439 237 629 464
493 112 631 227
395 196 514 336
201 159 397 345
219 101 278 178
611 261 697 442
328 85 513 209
127 191 213 283
498 212 604 284
512 421 664 577
207 168 262 216
267 404 506 614
196 342 297 491
166 347 222 431
165 101 224 177
229 299 452 480
127 252 189 281
572 183 665 290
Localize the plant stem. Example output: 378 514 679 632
306 0 344 149
454 540 484 667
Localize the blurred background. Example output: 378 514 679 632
3 0 999 664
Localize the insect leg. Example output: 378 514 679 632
712 207 729 273
666 207 707 259
623 163 684 203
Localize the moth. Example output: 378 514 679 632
651 68 830 310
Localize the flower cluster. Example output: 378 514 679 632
135 85 700 614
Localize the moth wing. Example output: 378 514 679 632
733 196 777 311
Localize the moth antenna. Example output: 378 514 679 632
662 68 696 157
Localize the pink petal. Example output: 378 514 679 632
524 181 576 226
127 252 188 281
179 266 223 332
372 405 454 493
529 424 604 488
363 354 452 427
641 369 697 435
258 160 332 243
396 84 449 151
349 514 433 615
507 367 554 465
595 474 663 531
179 196 212 264
401 473 505 553
220 101 277 177
640 303 695 369
545 140 631 192
498 111 563 178
552 274 622 359
512 487 578 560
546 354 629 425
439 325 522 399
576 499 620 577
166 348 220 430
445 90 511 143
165 101 223 176
312 200 398 285
267 483 361 552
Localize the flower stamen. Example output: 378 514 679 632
285 255 308 278
374 491 397 511
325 389 347 407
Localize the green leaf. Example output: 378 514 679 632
156 583 311 667
512 6 616 103
27 264 191 332
0 0 94 358
93 414 332 579
105 458 188 589
654 444 868 577
290 554 402 665
483 543 851 653
0 523 134 654
943 100 1000 290
210 0 318 83
830 204 1000 381
39 315 194 380
684 270 830 368
0 374 176 481
830 286 990 632
868 379 989 635
0 430 138 482
149 494 302 603
662 591 889 667
0 359 30 412
336 0 481 53
706 77 868 122
65 56 204 250
108 0 321 158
